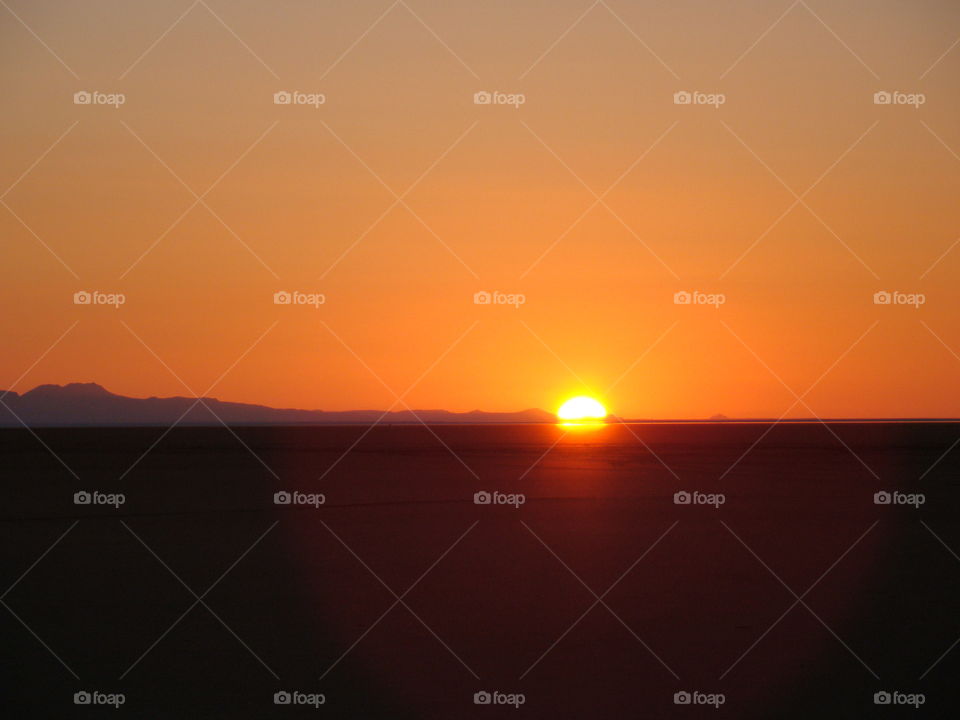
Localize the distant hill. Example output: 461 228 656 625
0 383 556 427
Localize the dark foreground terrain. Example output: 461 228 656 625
1 422 959 718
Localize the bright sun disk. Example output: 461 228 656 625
557 396 607 422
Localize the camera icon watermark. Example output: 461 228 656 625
673 90 725 108
73 90 125 108
873 490 925 509
273 490 325 508
873 90 925 108
473 490 525 509
73 290 126 308
673 290 725 308
73 690 125 708
273 690 326 707
74 490 125 509
473 91 525 108
473 690 525 708
473 290 525 308
674 490 725 509
273 290 325 308
873 690 925 708
872 290 925 308
273 90 326 108
673 690 725 708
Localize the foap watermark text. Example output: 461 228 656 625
674 90 725 108
274 490 326 508
274 690 326 707
874 490 925 508
474 490 525 508
873 290 925 308
74 490 125 509
874 690 925 708
74 290 125 308
674 290 725 308
674 490 725 509
474 690 525 708
873 91 925 108
274 91 326 108
474 91 525 108
474 290 525 307
274 291 325 307
74 91 125 107
674 690 725 708
74 690 125 708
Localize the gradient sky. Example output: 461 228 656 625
2 0 960 418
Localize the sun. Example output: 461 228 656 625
557 396 608 424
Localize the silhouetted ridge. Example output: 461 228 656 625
0 383 555 427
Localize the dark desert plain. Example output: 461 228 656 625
2 420 959 718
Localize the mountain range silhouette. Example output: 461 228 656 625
0 383 555 427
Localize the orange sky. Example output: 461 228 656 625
2 0 960 418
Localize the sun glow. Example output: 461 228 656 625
557 396 608 425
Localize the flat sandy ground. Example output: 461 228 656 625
1 423 958 717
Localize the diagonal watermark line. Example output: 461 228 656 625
920 237 960 280
922 521 960 564
2 121 79 199
719 520 879 679
1 520 81 678
920 35 960 80
0 396 81 479
520 120 679 279
198 0 280 79
914 323 960 481
606 321 678 395
120 321 281 480
1 321 79 401
919 120 960 163
598 0 680 80
798 1 879 79
716 322 878 481
315 320 478 482
616 422 681 481
519 319 591 390
120 120 280 279
600 321 684 481
1 600 80 678
921 321 960 364
116 321 279 483
517 430 569 482
320 0 401 81
918 522 960 678
921 635 960 681
519 0 600 80
520 120 680 279
520 520 678 679
719 119 880 280
918 437 960 482
398 0 479 79
120 521 279 679
0 198 80 278
2 521 79 600
319 520 479 679
721 0 800 79
119 0 199 79
319 320 481 480
0 0 80 79
318 120 479 280
516 318 683 480
720 320 880 479
118 0 279 80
